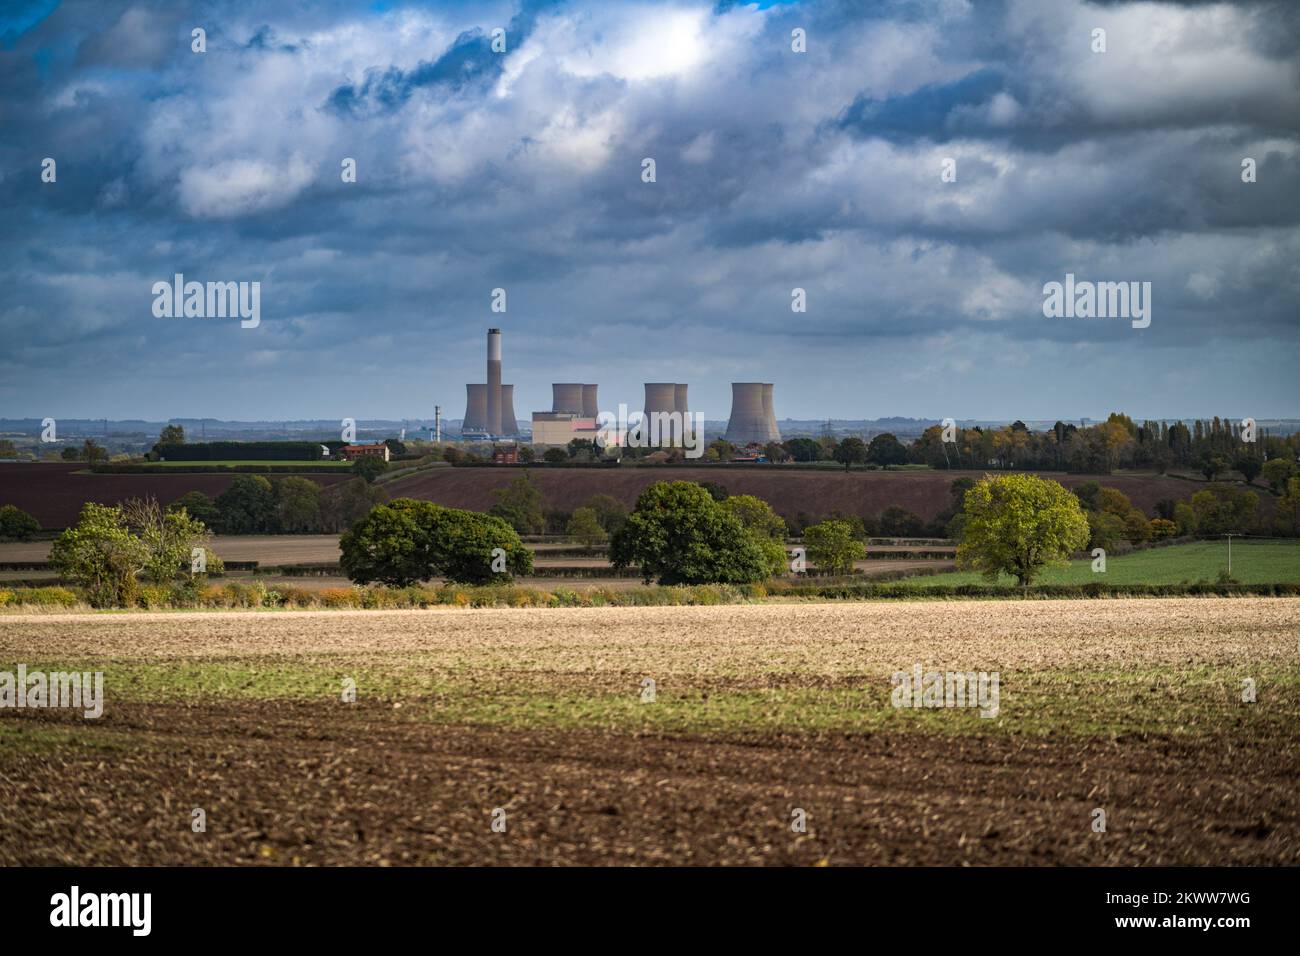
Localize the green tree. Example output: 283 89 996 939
81 438 108 466
1234 455 1262 485
352 455 389 483
1086 510 1128 551
340 499 532 586
168 491 220 528
0 439 18 458
833 436 868 472
340 498 442 586
722 494 788 575
542 447 568 463
956 474 1090 585
784 438 823 462
1072 480 1101 512
215 474 277 533
879 506 924 537
489 473 545 534
49 502 147 607
1262 458 1298 494
803 519 866 574
584 494 627 535
866 433 908 467
0 504 41 541
698 480 729 502
158 424 185 445
275 477 322 532
565 506 607 546
1190 484 1258 535
123 496 212 585
567 438 596 461
321 478 389 532
610 481 769 585
1198 453 1229 482
1275 477 1300 536
705 438 735 462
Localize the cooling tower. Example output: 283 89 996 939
724 382 780 446
487 328 502 436
644 383 677 418
500 384 519 436
552 383 584 415
673 384 689 414
463 384 488 433
762 383 779 441
581 384 599 419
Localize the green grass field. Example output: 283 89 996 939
899 538 1300 587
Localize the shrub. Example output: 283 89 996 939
318 587 362 608
0 504 41 541
804 520 866 574
2 586 80 607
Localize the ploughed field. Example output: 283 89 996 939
1 599 1297 865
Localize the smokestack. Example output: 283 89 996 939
581 384 599 419
673 384 689 414
500 384 519 436
724 382 781 446
463 384 488 433
552 383 584 415
487 328 502 436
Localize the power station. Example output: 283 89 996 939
458 327 779 450
724 382 781 445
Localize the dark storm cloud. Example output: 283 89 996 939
0 0 1297 421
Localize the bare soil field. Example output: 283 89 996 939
386 466 1217 523
0 464 351 529
1 599 1296 865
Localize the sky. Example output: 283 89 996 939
1 0 1297 424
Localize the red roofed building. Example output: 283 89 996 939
339 444 390 462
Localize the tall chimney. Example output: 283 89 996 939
487 328 502 436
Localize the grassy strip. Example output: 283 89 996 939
900 539 1300 587
3 578 1300 612
8 659 1296 740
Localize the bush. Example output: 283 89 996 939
0 586 80 607
0 505 41 541
803 520 866 574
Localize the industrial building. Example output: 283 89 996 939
724 382 781 446
461 329 519 439
531 411 600 447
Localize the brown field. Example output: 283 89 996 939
387 466 1214 522
1 599 1296 865
0 462 1237 533
0 463 351 529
